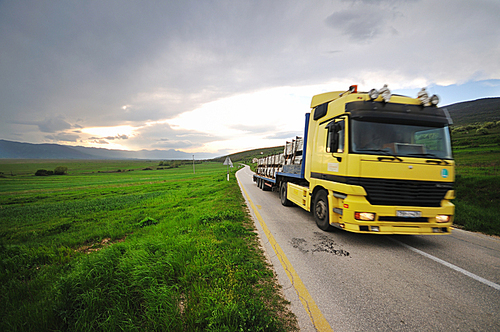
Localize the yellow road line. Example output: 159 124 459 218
238 175 334 332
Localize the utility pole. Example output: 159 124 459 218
193 155 195 174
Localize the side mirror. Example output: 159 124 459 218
329 126 338 152
326 121 343 153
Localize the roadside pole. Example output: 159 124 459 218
223 157 233 181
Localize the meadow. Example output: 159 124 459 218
0 161 297 331
451 122 500 236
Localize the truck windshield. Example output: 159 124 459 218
351 119 452 159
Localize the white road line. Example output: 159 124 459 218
390 238 500 291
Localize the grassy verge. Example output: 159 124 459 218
0 161 297 331
452 123 500 236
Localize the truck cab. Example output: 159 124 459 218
303 85 454 234
253 85 455 235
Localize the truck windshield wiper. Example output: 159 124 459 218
406 153 450 165
356 149 403 161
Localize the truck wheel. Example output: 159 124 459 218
280 182 293 206
313 190 334 231
262 180 271 191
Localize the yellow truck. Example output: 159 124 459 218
253 85 455 234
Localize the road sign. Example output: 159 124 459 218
223 157 233 181
223 157 233 167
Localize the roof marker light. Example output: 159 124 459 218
339 85 358 97
368 89 379 100
418 88 431 106
430 94 440 106
379 84 391 102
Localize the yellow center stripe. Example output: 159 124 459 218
238 176 334 332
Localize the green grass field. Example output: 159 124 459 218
0 161 297 331
451 122 500 235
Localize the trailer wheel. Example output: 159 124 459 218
280 182 293 206
262 180 271 191
313 190 334 231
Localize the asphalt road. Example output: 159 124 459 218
236 165 500 332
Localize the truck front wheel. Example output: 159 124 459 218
313 190 334 231
280 182 293 206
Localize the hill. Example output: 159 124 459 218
444 97 500 126
212 146 284 164
0 140 216 160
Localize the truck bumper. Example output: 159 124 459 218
332 195 454 235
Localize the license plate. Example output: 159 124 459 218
397 210 422 218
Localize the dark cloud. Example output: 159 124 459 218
104 135 128 140
325 9 388 41
38 117 73 133
89 139 109 145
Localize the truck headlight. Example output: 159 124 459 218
436 215 450 223
355 212 375 221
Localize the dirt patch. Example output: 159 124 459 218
76 235 128 254
290 238 309 253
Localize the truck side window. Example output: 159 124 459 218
326 120 345 153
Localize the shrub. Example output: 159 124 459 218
35 169 53 176
476 127 489 135
483 121 496 129
464 124 478 131
54 166 68 175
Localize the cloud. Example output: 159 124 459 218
45 132 80 142
89 139 109 145
38 117 73 133
264 131 304 140
122 122 220 152
325 9 388 41
104 135 128 140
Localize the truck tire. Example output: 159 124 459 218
280 182 293 206
262 180 271 191
313 190 334 231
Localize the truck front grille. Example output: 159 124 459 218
353 178 452 207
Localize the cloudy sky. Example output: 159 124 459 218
1 0 499 158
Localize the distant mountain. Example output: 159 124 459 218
0 140 217 160
443 97 500 126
